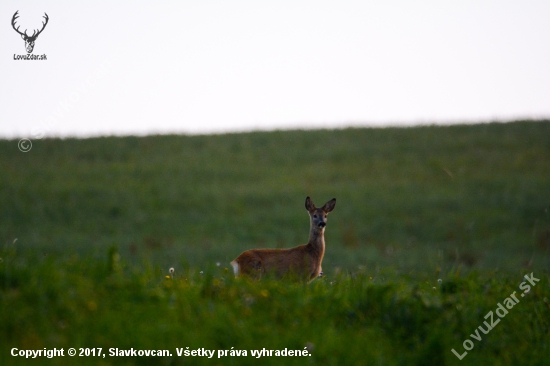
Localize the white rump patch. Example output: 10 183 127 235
230 260 239 276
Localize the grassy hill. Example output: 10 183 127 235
1 120 549 272
1 121 549 365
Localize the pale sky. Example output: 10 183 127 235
1 1 549 139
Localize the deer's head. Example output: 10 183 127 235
305 197 336 229
12 11 49 54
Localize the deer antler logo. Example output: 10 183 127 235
11 11 49 54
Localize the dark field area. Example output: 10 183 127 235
1 121 549 365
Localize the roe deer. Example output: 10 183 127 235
230 197 336 283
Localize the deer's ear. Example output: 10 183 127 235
305 197 316 212
21 34 26 40
322 198 336 213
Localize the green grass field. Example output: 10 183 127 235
1 121 549 365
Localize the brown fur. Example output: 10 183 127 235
231 197 336 283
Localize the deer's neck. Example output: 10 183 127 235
307 225 325 259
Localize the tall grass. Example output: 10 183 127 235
1 246 548 365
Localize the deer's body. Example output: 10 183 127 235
231 197 336 283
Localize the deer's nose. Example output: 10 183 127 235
318 222 326 228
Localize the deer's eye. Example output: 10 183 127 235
313 215 317 218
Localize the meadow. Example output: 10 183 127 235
0 120 549 365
